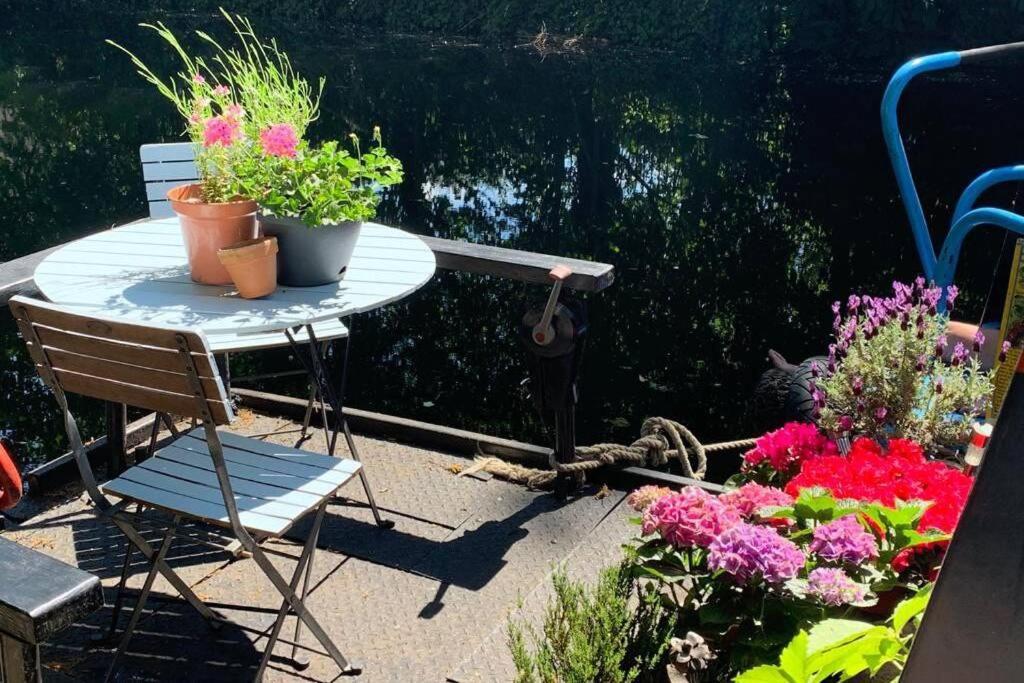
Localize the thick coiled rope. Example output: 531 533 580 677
459 417 756 489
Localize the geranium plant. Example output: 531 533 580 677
108 10 322 203
813 279 993 450
236 128 404 226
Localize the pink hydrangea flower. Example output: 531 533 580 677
719 483 793 519
226 103 245 119
192 73 206 84
260 123 299 158
807 567 865 606
809 515 879 565
707 522 805 584
642 487 740 549
202 115 239 147
742 422 838 475
627 485 672 512
212 84 230 97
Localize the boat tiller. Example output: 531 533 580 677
520 265 589 498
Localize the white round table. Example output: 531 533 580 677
33 217 437 336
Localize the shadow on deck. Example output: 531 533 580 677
4 410 635 682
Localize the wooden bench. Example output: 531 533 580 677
0 537 103 682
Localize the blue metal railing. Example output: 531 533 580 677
882 41 1024 308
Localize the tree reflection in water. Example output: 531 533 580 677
2 15 1022 471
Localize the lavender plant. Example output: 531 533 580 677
813 279 993 450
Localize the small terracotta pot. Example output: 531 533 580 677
167 184 258 285
217 237 278 299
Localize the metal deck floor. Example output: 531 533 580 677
4 412 635 682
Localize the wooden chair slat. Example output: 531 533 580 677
101 478 290 536
10 299 196 351
157 443 341 497
42 347 222 398
136 455 323 508
51 368 231 423
28 325 217 377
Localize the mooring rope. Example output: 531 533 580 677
458 417 756 489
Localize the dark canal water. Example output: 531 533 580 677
2 11 1023 471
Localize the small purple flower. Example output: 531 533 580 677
831 301 841 315
809 515 879 565
847 295 861 312
812 387 826 408
915 354 927 372
1000 340 1011 363
856 398 866 413
810 361 820 378
951 342 968 367
838 415 854 432
935 376 944 394
946 285 959 309
807 567 866 607
707 522 805 585
874 406 887 423
852 377 863 396
973 329 985 353
934 334 947 358
914 275 926 291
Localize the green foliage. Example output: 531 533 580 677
735 584 932 682
818 289 994 450
508 564 675 683
237 130 403 226
106 9 321 202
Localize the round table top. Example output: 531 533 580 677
33 218 436 335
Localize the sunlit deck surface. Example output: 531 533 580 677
6 411 632 682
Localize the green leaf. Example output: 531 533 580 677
806 619 877 655
891 583 933 633
734 665 798 683
778 631 810 681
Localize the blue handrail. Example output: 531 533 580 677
882 42 1024 289
881 52 961 281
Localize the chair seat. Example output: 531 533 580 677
102 428 360 537
206 318 349 354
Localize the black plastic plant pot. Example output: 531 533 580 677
258 214 362 287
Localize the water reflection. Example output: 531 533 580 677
2 12 1023 469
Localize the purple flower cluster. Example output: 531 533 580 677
708 522 805 584
642 487 741 549
719 483 794 520
807 567 866 606
828 279 949 367
808 515 879 565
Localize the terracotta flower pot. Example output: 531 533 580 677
217 237 278 299
167 184 258 285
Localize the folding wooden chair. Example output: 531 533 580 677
9 295 363 681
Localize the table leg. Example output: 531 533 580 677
105 402 127 476
285 322 393 529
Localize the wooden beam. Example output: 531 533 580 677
419 235 615 292
24 413 158 494
903 371 1024 682
232 388 551 464
0 245 60 304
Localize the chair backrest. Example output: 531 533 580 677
140 143 198 219
9 296 232 425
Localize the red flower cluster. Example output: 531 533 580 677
742 422 839 476
784 438 973 533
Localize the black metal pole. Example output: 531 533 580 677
903 371 1024 682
